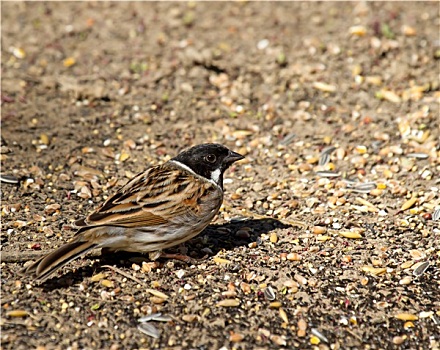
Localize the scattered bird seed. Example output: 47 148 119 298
279 132 296 145
151 314 173 322
137 323 160 339
315 171 341 178
406 153 429 159
279 308 289 324
217 299 240 307
432 208 440 221
145 288 169 300
394 313 418 321
6 310 28 317
138 313 163 323
311 328 329 343
319 146 336 166
348 182 377 193
413 261 430 277
229 216 249 223
0 174 21 184
264 286 276 301
318 154 330 166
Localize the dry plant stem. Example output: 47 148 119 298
0 250 49 263
102 264 147 286
0 250 102 263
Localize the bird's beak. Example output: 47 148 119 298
226 150 245 164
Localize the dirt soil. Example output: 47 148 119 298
1 2 439 350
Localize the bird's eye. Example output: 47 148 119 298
205 154 217 163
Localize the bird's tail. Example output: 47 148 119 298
21 240 98 283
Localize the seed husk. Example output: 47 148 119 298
138 313 163 323
137 323 160 338
400 196 418 212
412 261 430 277
279 133 296 145
101 279 114 288
361 266 387 275
213 257 231 264
406 153 429 159
312 226 327 234
6 310 28 317
316 170 341 178
146 289 169 299
279 308 289 323
264 286 276 301
182 314 199 323
229 331 245 342
338 231 363 239
217 299 240 307
432 208 440 221
311 328 329 343
394 313 418 321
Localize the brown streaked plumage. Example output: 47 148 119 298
22 143 244 282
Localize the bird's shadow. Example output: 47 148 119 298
40 218 294 290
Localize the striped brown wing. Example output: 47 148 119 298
75 163 219 229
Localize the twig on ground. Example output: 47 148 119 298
0 250 102 264
0 250 48 263
102 264 147 286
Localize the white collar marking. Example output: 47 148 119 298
169 160 221 189
211 168 221 184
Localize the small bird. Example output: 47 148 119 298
22 143 244 282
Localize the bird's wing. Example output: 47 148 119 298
74 164 216 229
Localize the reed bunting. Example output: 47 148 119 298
22 143 244 282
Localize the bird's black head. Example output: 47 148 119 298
172 143 244 188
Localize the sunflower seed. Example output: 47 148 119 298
151 314 173 322
318 153 330 166
350 182 377 193
321 146 336 156
413 261 430 277
138 313 162 323
279 132 296 145
0 174 20 184
406 153 429 159
344 179 358 186
230 216 249 223
316 171 341 178
311 328 329 343
137 323 160 338
432 208 440 221
264 286 276 301
371 141 382 150
319 146 336 166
